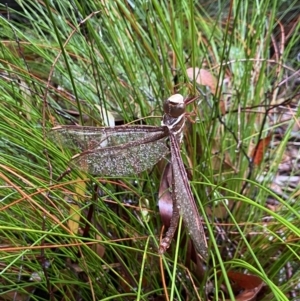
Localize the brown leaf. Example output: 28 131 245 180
227 271 263 290
252 134 272 165
227 271 265 301
186 67 218 95
158 163 173 228
235 286 264 301
186 67 226 115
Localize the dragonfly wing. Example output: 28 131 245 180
71 138 169 176
169 134 208 259
49 125 167 152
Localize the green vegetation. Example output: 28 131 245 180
0 0 299 300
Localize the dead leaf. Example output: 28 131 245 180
158 163 173 228
252 134 272 165
235 285 264 301
227 271 265 301
186 67 218 95
227 271 263 290
186 67 226 115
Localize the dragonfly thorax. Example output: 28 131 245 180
162 94 186 141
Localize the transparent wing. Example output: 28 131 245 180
72 138 169 176
169 134 208 259
48 125 169 176
48 125 167 152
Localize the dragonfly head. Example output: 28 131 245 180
163 94 186 118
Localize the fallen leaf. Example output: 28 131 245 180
226 271 265 301
227 271 263 290
186 67 226 114
186 67 218 95
252 134 272 165
158 162 173 228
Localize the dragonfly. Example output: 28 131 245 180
49 94 208 259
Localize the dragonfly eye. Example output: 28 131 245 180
163 94 186 118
